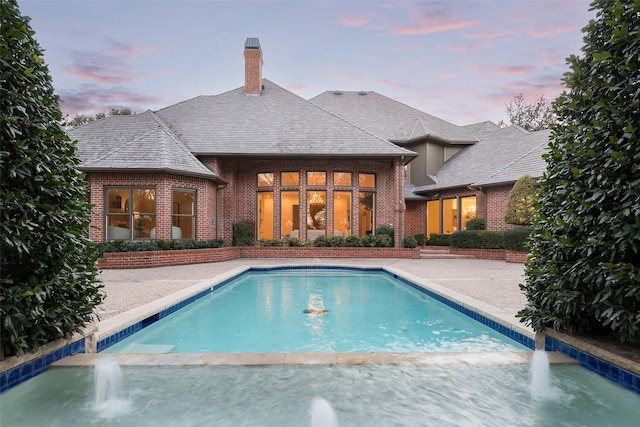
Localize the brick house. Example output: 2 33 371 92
70 38 548 247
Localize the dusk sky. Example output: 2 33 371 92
19 0 594 125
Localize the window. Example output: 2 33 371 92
258 173 274 187
172 190 195 239
258 192 274 239
358 192 374 236
426 200 440 237
461 196 477 230
307 172 326 186
443 198 457 234
359 173 375 188
333 172 351 186
281 172 299 186
281 191 299 238
105 187 156 240
333 191 351 236
307 191 326 232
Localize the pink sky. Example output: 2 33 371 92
19 0 594 125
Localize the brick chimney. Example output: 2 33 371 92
244 38 263 95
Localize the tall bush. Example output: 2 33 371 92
232 220 254 246
519 0 640 343
504 174 536 225
1 0 103 358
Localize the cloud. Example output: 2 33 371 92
65 39 167 84
492 65 535 76
395 11 478 35
338 14 372 27
466 29 519 40
527 21 576 38
58 84 164 117
439 40 493 52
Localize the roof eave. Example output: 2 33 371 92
80 166 227 184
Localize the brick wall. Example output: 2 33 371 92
97 246 421 269
405 200 426 237
483 184 521 231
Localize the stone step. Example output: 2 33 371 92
419 248 475 259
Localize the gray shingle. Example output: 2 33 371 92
155 80 416 158
70 111 221 180
311 91 497 144
413 127 550 192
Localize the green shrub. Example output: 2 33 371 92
376 224 394 240
465 218 485 230
519 0 640 343
361 234 377 247
172 239 197 250
504 174 537 225
328 236 344 247
403 236 418 248
287 237 302 247
426 234 450 246
344 235 361 247
232 220 254 246
258 239 283 247
96 238 223 255
414 234 426 245
376 234 394 248
314 235 330 247
259 238 271 247
1 1 103 357
450 230 504 249
503 227 531 252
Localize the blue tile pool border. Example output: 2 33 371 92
0 338 85 393
545 335 640 395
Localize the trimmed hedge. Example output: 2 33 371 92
403 236 418 248
96 239 224 257
503 226 531 252
425 233 451 246
450 230 504 249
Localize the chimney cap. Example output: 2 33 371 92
245 38 261 50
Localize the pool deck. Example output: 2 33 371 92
75 258 640 373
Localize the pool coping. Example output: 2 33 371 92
53 351 577 367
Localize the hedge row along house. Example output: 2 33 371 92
70 38 548 248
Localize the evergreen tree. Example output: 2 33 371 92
519 0 640 343
504 174 536 226
1 0 103 357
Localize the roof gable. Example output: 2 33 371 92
155 80 416 158
70 111 220 180
310 91 495 144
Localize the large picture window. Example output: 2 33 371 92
443 198 457 234
358 192 375 236
426 200 440 237
281 191 299 238
334 191 351 236
172 190 195 239
461 196 477 230
106 187 156 240
258 192 274 240
307 191 326 233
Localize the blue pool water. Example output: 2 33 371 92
104 269 528 353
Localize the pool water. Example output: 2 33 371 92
2 363 639 427
103 270 528 353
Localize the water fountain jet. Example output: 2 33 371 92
530 350 552 400
94 356 130 418
310 397 339 427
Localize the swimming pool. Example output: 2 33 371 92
2 362 639 426
101 268 529 353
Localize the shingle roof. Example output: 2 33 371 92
412 127 550 192
154 80 415 158
310 91 498 144
70 111 221 180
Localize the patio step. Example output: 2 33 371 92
419 248 475 259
